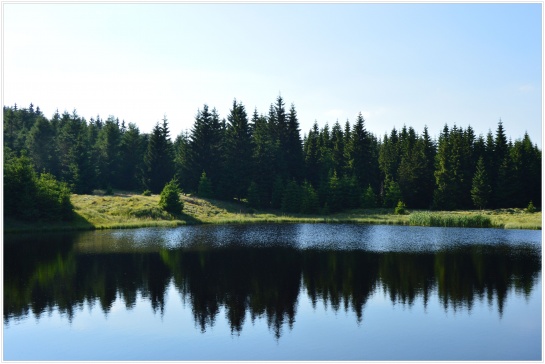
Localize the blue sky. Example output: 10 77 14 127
3 3 542 147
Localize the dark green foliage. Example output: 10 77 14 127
159 178 183 215
188 105 224 196
346 113 375 188
4 153 73 221
527 201 536 213
222 100 253 200
471 157 491 209
326 171 343 213
383 179 402 208
119 123 146 191
271 176 285 209
300 181 320 214
251 110 277 207
361 185 377 208
142 190 152 196
285 104 305 182
197 171 213 198
247 181 261 209
144 117 175 194
281 180 302 213
35 172 73 220
95 116 122 189
304 121 320 187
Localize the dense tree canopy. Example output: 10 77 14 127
3 100 541 220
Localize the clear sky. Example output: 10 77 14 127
3 2 542 147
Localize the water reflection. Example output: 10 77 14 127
4 225 541 339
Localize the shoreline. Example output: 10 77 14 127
4 193 541 233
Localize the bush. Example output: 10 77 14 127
394 200 407 215
159 178 183 214
4 154 73 221
527 201 536 213
142 190 152 196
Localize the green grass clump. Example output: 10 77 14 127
409 211 492 228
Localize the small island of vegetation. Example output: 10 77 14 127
4 97 541 232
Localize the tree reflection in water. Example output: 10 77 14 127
4 227 541 338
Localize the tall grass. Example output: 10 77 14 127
409 212 492 228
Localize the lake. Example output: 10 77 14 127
3 224 542 360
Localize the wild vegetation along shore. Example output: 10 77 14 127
4 191 541 233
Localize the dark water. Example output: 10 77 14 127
3 224 542 360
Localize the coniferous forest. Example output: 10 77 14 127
3 96 542 221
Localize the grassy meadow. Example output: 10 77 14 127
4 190 541 232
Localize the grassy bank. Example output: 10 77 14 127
4 191 541 232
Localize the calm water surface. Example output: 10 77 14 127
3 224 542 360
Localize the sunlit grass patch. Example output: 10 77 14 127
6 190 541 232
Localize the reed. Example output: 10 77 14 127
409 211 492 228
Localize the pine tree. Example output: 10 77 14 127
331 121 346 176
95 116 122 189
159 178 183 214
300 181 320 214
361 185 377 208
346 112 371 188
304 121 320 187
471 157 491 209
188 105 223 196
285 104 305 181
251 111 276 207
173 130 191 192
326 171 343 212
281 180 302 213
198 171 213 198
223 100 253 200
119 123 146 191
25 115 55 173
144 117 174 194
247 181 261 209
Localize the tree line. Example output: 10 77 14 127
3 97 541 219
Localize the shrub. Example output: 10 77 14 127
4 154 73 221
394 200 407 215
142 190 152 196
159 178 183 214
527 201 536 213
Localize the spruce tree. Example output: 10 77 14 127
188 105 223 195
304 122 320 187
198 171 213 198
144 117 174 194
346 112 371 188
285 104 305 181
281 180 302 213
251 111 276 207
471 157 491 209
223 100 253 200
